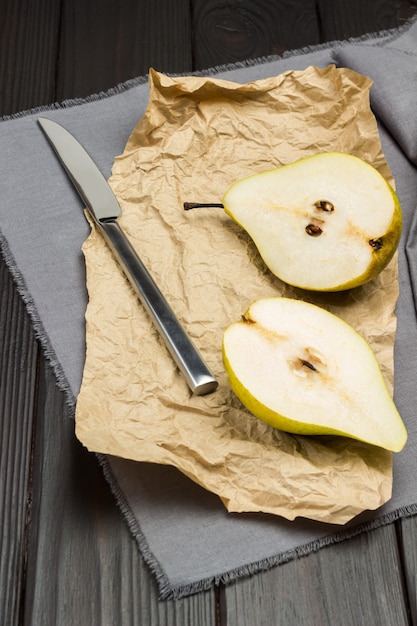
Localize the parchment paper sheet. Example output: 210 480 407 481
75 66 399 524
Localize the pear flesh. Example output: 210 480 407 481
222 297 407 452
222 152 402 291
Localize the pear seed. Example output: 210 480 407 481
369 238 383 250
300 359 317 371
314 200 334 212
306 223 323 236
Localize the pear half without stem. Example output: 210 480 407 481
222 297 407 452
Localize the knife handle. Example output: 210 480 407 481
96 218 218 396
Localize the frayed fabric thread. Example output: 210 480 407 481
3 13 416 125
0 231 76 411
96 454 173 596
0 75 149 123
161 503 417 599
97 451 417 600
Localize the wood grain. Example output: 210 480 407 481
316 0 408 41
0 260 38 626
191 0 320 69
0 0 60 116
1 1 416 115
399 516 417 624
56 0 193 103
222 524 410 626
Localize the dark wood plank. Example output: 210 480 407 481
316 0 415 41
191 0 320 69
21 346 217 624
222 524 410 626
56 0 193 103
0 0 60 116
2 1 416 116
399 516 417 624
0 259 38 626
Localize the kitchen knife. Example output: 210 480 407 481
38 117 218 396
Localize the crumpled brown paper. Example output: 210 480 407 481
75 66 399 524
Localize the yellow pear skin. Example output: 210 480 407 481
222 297 407 452
222 152 402 291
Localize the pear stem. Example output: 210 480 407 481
184 202 224 210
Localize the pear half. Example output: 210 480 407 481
222 152 402 291
222 297 407 452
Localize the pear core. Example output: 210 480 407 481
222 152 402 291
222 297 407 452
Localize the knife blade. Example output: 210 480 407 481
38 117 218 396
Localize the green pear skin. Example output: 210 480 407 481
223 297 407 452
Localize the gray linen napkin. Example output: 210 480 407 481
1 19 417 598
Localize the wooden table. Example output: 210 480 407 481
1 2 417 624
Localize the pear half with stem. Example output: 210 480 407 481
222 297 407 452
221 152 402 291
